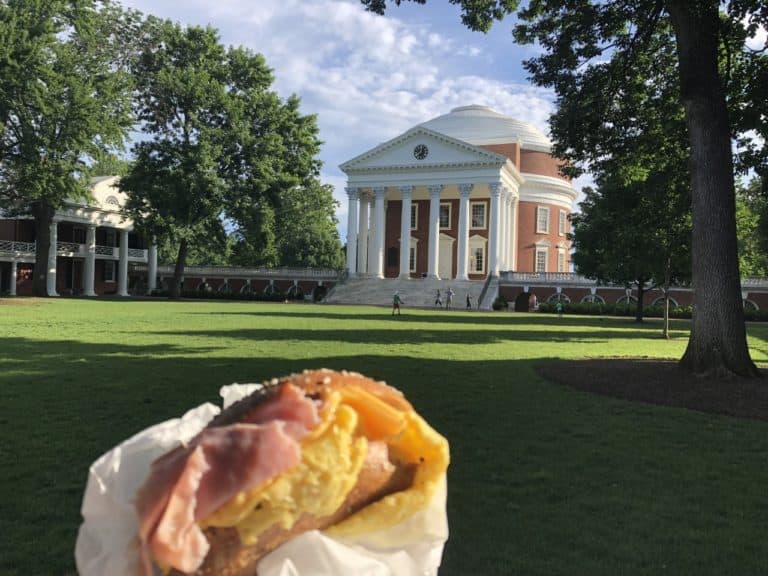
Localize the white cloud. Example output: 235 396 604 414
119 0 557 238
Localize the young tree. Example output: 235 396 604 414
363 0 767 377
121 22 327 298
572 172 691 334
0 0 139 296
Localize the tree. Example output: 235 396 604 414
565 24 692 335
121 22 326 298
0 0 140 296
86 149 131 178
572 172 692 335
735 178 768 277
363 0 767 377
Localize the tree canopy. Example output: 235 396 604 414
121 20 337 297
0 0 140 295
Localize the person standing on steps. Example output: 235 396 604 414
466 292 473 310
434 289 442 308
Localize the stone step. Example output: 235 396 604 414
325 277 490 309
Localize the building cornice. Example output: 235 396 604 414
340 126 508 173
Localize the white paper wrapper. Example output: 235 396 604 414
75 383 449 576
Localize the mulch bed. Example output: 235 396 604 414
536 359 768 422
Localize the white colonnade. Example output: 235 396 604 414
344 181 517 280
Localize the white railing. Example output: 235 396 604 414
0 240 35 255
57 241 83 255
502 271 596 285
127 248 147 259
741 277 768 288
95 245 116 256
131 264 343 280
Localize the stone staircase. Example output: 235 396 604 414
324 276 498 310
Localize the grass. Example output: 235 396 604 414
2 298 768 576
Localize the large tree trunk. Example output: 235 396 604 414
169 238 188 299
31 201 56 297
667 1 760 377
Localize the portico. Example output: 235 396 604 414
341 126 522 281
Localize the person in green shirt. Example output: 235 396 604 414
392 291 403 316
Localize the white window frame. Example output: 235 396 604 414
409 246 417 272
557 250 566 273
473 247 485 273
439 202 452 230
104 260 116 283
410 203 418 231
535 248 548 272
559 210 567 236
536 206 550 234
470 201 487 229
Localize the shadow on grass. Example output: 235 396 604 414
187 306 693 329
143 326 649 345
2 336 768 576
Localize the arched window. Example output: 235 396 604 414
744 299 759 311
581 294 605 304
547 293 571 303
651 296 678 307
616 295 637 305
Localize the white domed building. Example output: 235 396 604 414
340 105 577 282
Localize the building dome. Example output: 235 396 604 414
419 105 551 151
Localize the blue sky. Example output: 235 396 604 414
119 0 573 238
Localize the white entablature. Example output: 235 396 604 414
340 126 523 192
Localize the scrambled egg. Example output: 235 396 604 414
201 386 450 542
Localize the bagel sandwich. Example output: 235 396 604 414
134 369 450 576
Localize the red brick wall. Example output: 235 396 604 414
516 201 569 273
520 150 569 181
385 198 489 279
481 143 520 168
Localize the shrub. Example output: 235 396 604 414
492 297 508 311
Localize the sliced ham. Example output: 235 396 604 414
135 384 320 574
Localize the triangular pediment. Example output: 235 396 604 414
340 127 507 172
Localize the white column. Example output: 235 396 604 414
511 196 519 271
118 229 129 296
488 183 502 277
427 184 442 279
345 187 359 275
457 183 472 280
148 240 158 293
503 191 512 271
399 186 413 278
46 221 59 296
498 189 507 271
357 194 369 276
9 261 17 296
84 225 97 296
372 186 386 279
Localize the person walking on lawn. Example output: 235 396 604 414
392 291 403 316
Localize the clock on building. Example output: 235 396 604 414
413 144 429 160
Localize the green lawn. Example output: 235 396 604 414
2 298 768 576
